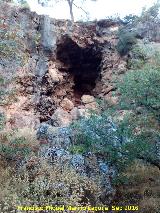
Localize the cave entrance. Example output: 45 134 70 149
56 35 102 104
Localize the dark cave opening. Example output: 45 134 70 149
56 35 102 103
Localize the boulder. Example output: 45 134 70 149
60 98 74 111
85 102 99 111
51 108 72 127
81 95 95 104
6 111 40 130
49 68 63 83
70 107 90 120
70 107 80 120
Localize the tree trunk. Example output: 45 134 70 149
67 0 74 22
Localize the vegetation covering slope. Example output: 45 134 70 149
0 1 160 213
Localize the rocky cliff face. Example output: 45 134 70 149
0 3 127 129
0 4 128 205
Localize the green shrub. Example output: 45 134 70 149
116 30 137 56
118 113 159 163
70 112 154 172
0 135 32 161
71 113 118 154
127 43 148 69
0 75 17 106
128 41 160 69
123 14 138 25
33 32 41 45
118 68 160 121
116 59 160 170
0 128 39 162
19 0 30 9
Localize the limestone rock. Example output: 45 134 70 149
6 111 40 130
60 98 74 111
70 107 90 120
85 102 99 111
51 108 72 127
81 95 95 104
35 57 48 77
70 107 79 120
49 68 63 83
109 96 119 105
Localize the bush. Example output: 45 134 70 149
116 30 137 56
0 74 18 105
70 112 155 172
118 68 160 121
123 14 138 25
117 113 159 167
0 128 39 162
0 159 102 211
70 113 119 155
128 41 160 69
19 0 30 9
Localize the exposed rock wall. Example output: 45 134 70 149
0 3 127 128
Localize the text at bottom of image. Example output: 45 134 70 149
17 205 139 211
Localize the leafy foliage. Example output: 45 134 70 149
70 112 155 171
128 41 160 69
118 68 160 121
116 30 137 56
0 74 18 106
115 42 160 173
122 14 138 25
140 1 160 22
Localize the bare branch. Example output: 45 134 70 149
73 1 89 16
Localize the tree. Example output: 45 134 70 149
140 0 160 22
67 0 74 22
38 0 97 22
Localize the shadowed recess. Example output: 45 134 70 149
56 35 102 101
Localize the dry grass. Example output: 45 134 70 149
115 161 160 213
0 127 40 163
11 127 39 148
0 157 102 212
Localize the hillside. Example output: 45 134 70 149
0 1 160 212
